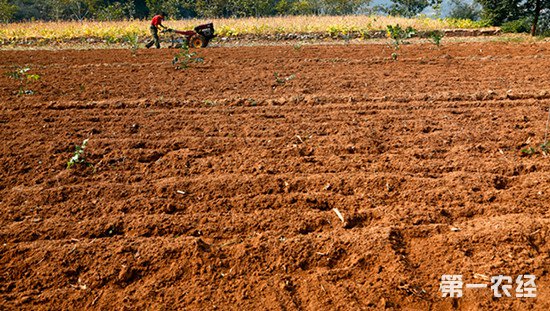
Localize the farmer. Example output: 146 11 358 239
145 12 168 49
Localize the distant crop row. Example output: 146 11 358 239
0 15 489 44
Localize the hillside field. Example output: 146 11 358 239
1 42 550 310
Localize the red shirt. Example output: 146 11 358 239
151 15 164 27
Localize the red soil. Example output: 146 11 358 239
1 42 550 310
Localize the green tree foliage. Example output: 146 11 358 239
0 0 427 21
193 0 353 18
64 0 93 21
449 0 481 20
145 0 196 18
476 0 550 35
289 0 318 15
11 0 102 21
386 0 442 17
324 0 366 15
190 0 282 18
96 1 136 21
0 0 17 23
475 0 524 25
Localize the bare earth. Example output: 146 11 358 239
0 42 549 310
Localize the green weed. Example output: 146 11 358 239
67 139 90 169
521 146 537 156
540 141 550 156
172 43 204 70
5 66 40 95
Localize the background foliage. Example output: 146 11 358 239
1 0 549 35
0 0 475 21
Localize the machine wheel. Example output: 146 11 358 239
189 35 208 48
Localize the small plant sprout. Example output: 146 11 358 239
274 72 296 85
124 33 139 56
540 142 549 156
67 139 90 169
5 66 41 95
172 43 204 70
542 107 550 156
545 107 550 145
520 108 550 157
521 146 537 156
427 30 445 47
386 24 416 60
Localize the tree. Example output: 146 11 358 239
62 0 101 21
531 0 542 35
476 0 550 35
96 1 136 21
323 0 366 15
47 0 66 20
475 0 524 25
195 0 227 17
291 0 318 14
12 0 49 20
193 0 283 18
387 0 442 17
0 0 17 22
449 0 481 20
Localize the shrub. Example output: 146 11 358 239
501 19 531 34
448 0 482 21
426 30 444 46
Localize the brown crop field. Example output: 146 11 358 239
1 42 550 310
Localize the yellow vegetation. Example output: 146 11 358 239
0 15 489 43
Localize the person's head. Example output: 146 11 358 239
159 12 166 18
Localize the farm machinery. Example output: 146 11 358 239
163 23 216 48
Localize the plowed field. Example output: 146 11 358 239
1 42 550 310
